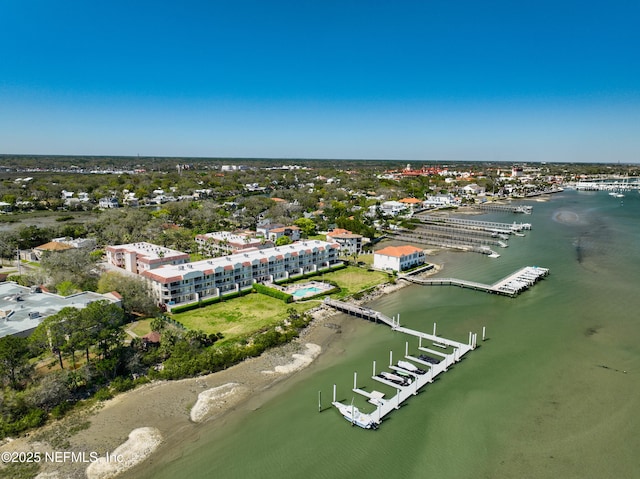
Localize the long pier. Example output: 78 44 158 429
391 228 508 249
471 204 532 214
417 215 532 232
399 266 549 297
326 301 479 429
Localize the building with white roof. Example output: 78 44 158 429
195 231 273 257
106 242 190 274
142 240 340 308
0 282 121 338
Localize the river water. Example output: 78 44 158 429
130 190 640 479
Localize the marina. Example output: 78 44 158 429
471 204 533 214
323 298 479 429
329 317 478 429
416 215 532 233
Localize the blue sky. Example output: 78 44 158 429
1 0 639 162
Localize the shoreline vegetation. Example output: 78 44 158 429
0 262 441 479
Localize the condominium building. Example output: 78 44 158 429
256 224 301 242
373 245 426 272
106 242 190 274
195 231 273 257
326 229 363 256
142 240 340 307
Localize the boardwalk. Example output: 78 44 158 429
399 266 549 297
323 298 395 327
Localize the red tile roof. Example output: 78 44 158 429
375 245 424 258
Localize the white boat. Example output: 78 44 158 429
397 360 426 375
488 253 501 259
380 371 411 386
332 401 379 429
380 371 406 383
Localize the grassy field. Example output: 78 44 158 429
310 266 390 298
171 266 391 338
171 292 317 341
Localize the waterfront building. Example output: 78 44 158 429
373 245 425 272
424 194 457 208
106 242 190 274
398 197 424 212
142 240 341 307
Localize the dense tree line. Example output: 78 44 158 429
0 302 311 438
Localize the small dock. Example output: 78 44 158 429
330 319 478 429
398 266 549 297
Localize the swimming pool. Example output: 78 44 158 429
291 286 323 298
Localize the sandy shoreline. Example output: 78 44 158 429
1 265 440 478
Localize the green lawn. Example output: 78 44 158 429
170 266 391 338
171 292 316 340
312 266 390 298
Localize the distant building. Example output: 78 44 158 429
195 231 273 257
326 229 363 256
379 201 408 216
424 194 457 208
32 241 74 260
106 242 190 274
31 237 96 261
373 245 425 272
51 237 97 250
398 197 424 212
99 197 119 208
460 184 485 195
256 224 301 243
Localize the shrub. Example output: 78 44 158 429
252 283 293 303
93 387 113 402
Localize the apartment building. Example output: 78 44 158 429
106 242 190 274
142 240 340 307
195 231 273 257
326 229 363 256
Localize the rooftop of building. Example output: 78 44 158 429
142 240 338 284
196 231 262 245
0 282 120 338
106 242 189 261
34 241 74 252
374 245 424 258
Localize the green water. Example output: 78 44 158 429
130 190 640 479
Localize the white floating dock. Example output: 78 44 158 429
331 325 478 429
